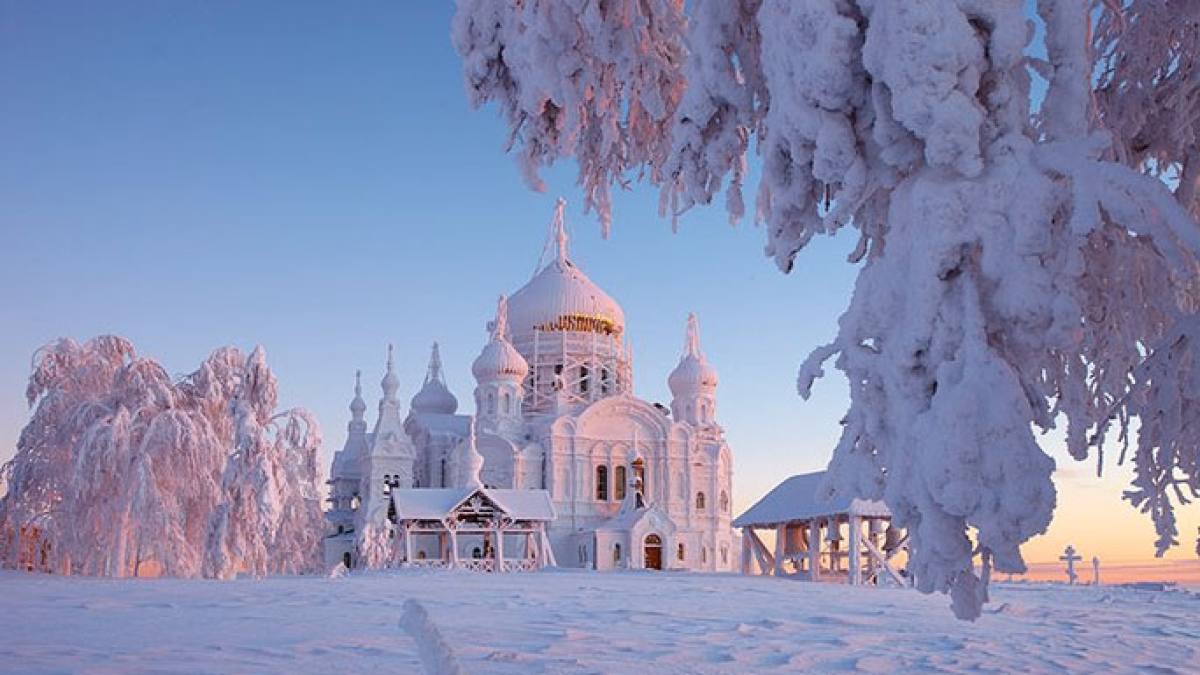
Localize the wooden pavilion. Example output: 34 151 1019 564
733 471 908 586
389 486 557 572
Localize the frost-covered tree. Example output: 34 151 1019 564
453 0 1200 618
0 336 324 578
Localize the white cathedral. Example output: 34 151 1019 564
325 202 736 572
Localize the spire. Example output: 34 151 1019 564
684 312 702 358
349 369 367 430
492 295 510 341
425 342 445 385
552 197 568 264
381 343 399 402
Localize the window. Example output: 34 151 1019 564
696 492 706 510
613 543 622 565
596 465 609 501
677 543 685 561
719 491 729 513
502 392 511 414
633 459 645 494
702 547 708 564
487 392 496 415
600 368 610 394
700 402 708 421
721 545 729 565
614 465 627 500
580 365 589 393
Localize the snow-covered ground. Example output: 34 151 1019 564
2 569 1197 674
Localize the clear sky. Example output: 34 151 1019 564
1 1 1196 580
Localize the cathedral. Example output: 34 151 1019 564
325 202 736 572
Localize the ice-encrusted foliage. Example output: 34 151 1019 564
452 0 688 235
453 0 1200 619
0 337 323 578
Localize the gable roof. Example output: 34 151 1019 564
390 487 556 522
732 471 890 528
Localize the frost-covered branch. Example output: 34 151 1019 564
453 0 1200 619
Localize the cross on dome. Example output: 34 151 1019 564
685 312 702 358
381 343 400 401
426 342 446 384
493 295 510 340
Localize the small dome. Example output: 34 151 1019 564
472 339 529 382
412 343 458 414
668 313 718 397
412 379 458 415
668 354 719 396
473 295 530 383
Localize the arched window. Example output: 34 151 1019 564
719 491 729 513
677 543 685 561
580 365 589 393
701 547 708 564
614 465 627 500
700 402 708 421
613 543 622 565
596 465 609 501
721 544 729 565
487 391 496 415
502 392 511 414
600 368 610 394
696 492 706 510
440 459 447 488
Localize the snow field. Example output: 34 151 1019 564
2 569 1198 674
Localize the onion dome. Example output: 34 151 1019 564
380 343 400 401
668 313 719 397
507 198 625 340
411 342 458 414
472 295 529 382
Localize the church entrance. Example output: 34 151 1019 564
643 534 663 570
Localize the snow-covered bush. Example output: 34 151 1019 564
0 336 324 579
453 0 1200 618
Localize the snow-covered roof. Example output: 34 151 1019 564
391 487 555 521
507 201 624 340
732 471 890 528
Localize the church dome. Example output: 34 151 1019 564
668 354 719 396
506 199 624 340
472 339 529 382
411 378 458 415
473 295 530 383
668 314 718 397
411 343 458 414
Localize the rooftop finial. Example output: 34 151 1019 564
553 197 568 263
426 342 444 384
685 313 702 358
492 295 510 340
349 369 367 424
354 369 363 397
381 343 399 401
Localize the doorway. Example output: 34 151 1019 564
643 534 663 570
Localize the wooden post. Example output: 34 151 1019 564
404 524 414 565
741 527 754 575
448 530 459 569
773 523 786 577
495 528 505 572
848 515 862 585
808 519 821 581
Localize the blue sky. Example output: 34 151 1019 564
1 2 1195 570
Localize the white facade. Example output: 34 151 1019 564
326 201 736 572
